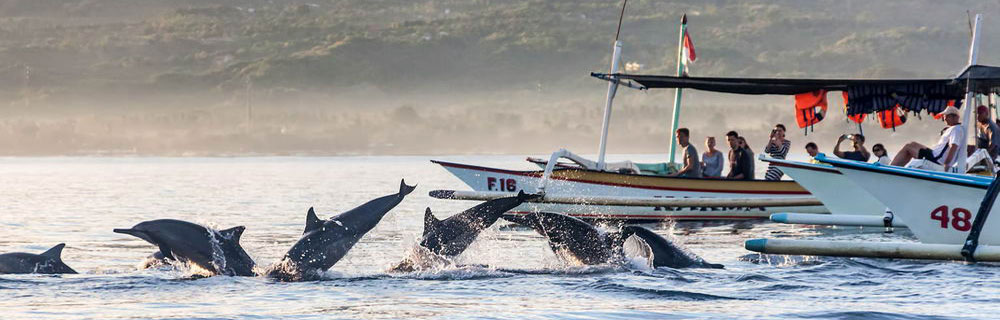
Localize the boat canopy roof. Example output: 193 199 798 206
592 65 1000 115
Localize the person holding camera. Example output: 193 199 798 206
834 133 870 162
763 124 791 180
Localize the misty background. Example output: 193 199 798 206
2 0 1000 157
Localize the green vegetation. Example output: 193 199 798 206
0 0 992 155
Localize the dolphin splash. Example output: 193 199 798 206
391 191 539 272
114 220 257 276
268 179 416 281
505 212 723 269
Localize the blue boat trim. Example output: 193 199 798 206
815 153 991 189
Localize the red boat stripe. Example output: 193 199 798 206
433 160 811 195
506 211 764 220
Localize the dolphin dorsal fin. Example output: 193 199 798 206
423 207 442 236
220 226 246 242
41 243 66 260
304 207 324 234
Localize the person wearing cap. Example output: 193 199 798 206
890 106 965 169
975 105 1000 158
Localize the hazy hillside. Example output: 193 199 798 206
0 0 998 155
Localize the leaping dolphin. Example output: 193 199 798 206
0 243 77 274
504 212 722 269
268 179 416 281
114 220 256 276
391 191 539 272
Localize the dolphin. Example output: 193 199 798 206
390 191 539 272
623 225 723 269
504 212 722 269
0 243 77 274
114 219 256 276
268 179 416 281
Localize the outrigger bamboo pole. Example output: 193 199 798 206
745 238 1000 262
429 190 821 208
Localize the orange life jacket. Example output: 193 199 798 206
795 90 828 128
877 105 907 129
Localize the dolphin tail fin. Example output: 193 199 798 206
423 207 442 236
40 243 66 260
304 207 323 234
516 190 542 202
398 179 417 197
219 226 247 242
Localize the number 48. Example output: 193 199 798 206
930 205 972 231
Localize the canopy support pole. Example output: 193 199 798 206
667 15 688 166
956 14 982 173
597 41 622 171
596 0 628 171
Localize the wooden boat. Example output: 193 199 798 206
433 159 825 221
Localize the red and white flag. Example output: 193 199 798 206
680 29 696 76
682 29 696 63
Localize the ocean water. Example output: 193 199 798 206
0 155 997 319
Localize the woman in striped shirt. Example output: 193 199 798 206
764 124 791 181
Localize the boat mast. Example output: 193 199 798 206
596 0 628 170
956 14 982 173
666 15 688 167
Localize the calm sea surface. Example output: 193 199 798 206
0 155 997 319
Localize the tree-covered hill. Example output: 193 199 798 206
0 0 996 155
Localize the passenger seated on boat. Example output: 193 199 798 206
763 124 791 180
872 143 890 165
975 105 1000 159
702 137 725 178
833 134 869 162
738 136 756 179
890 106 965 169
805 142 820 164
668 128 702 178
726 131 753 180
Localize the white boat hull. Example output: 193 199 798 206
433 160 827 221
825 159 998 245
766 159 887 216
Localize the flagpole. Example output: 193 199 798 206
667 14 688 167
956 13 982 173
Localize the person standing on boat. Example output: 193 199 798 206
726 131 753 180
975 105 1000 159
738 136 756 179
805 142 820 164
834 134 870 162
890 106 964 169
763 124 791 180
702 137 724 178
669 128 702 178
872 143 890 165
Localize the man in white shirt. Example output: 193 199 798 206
890 106 965 169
